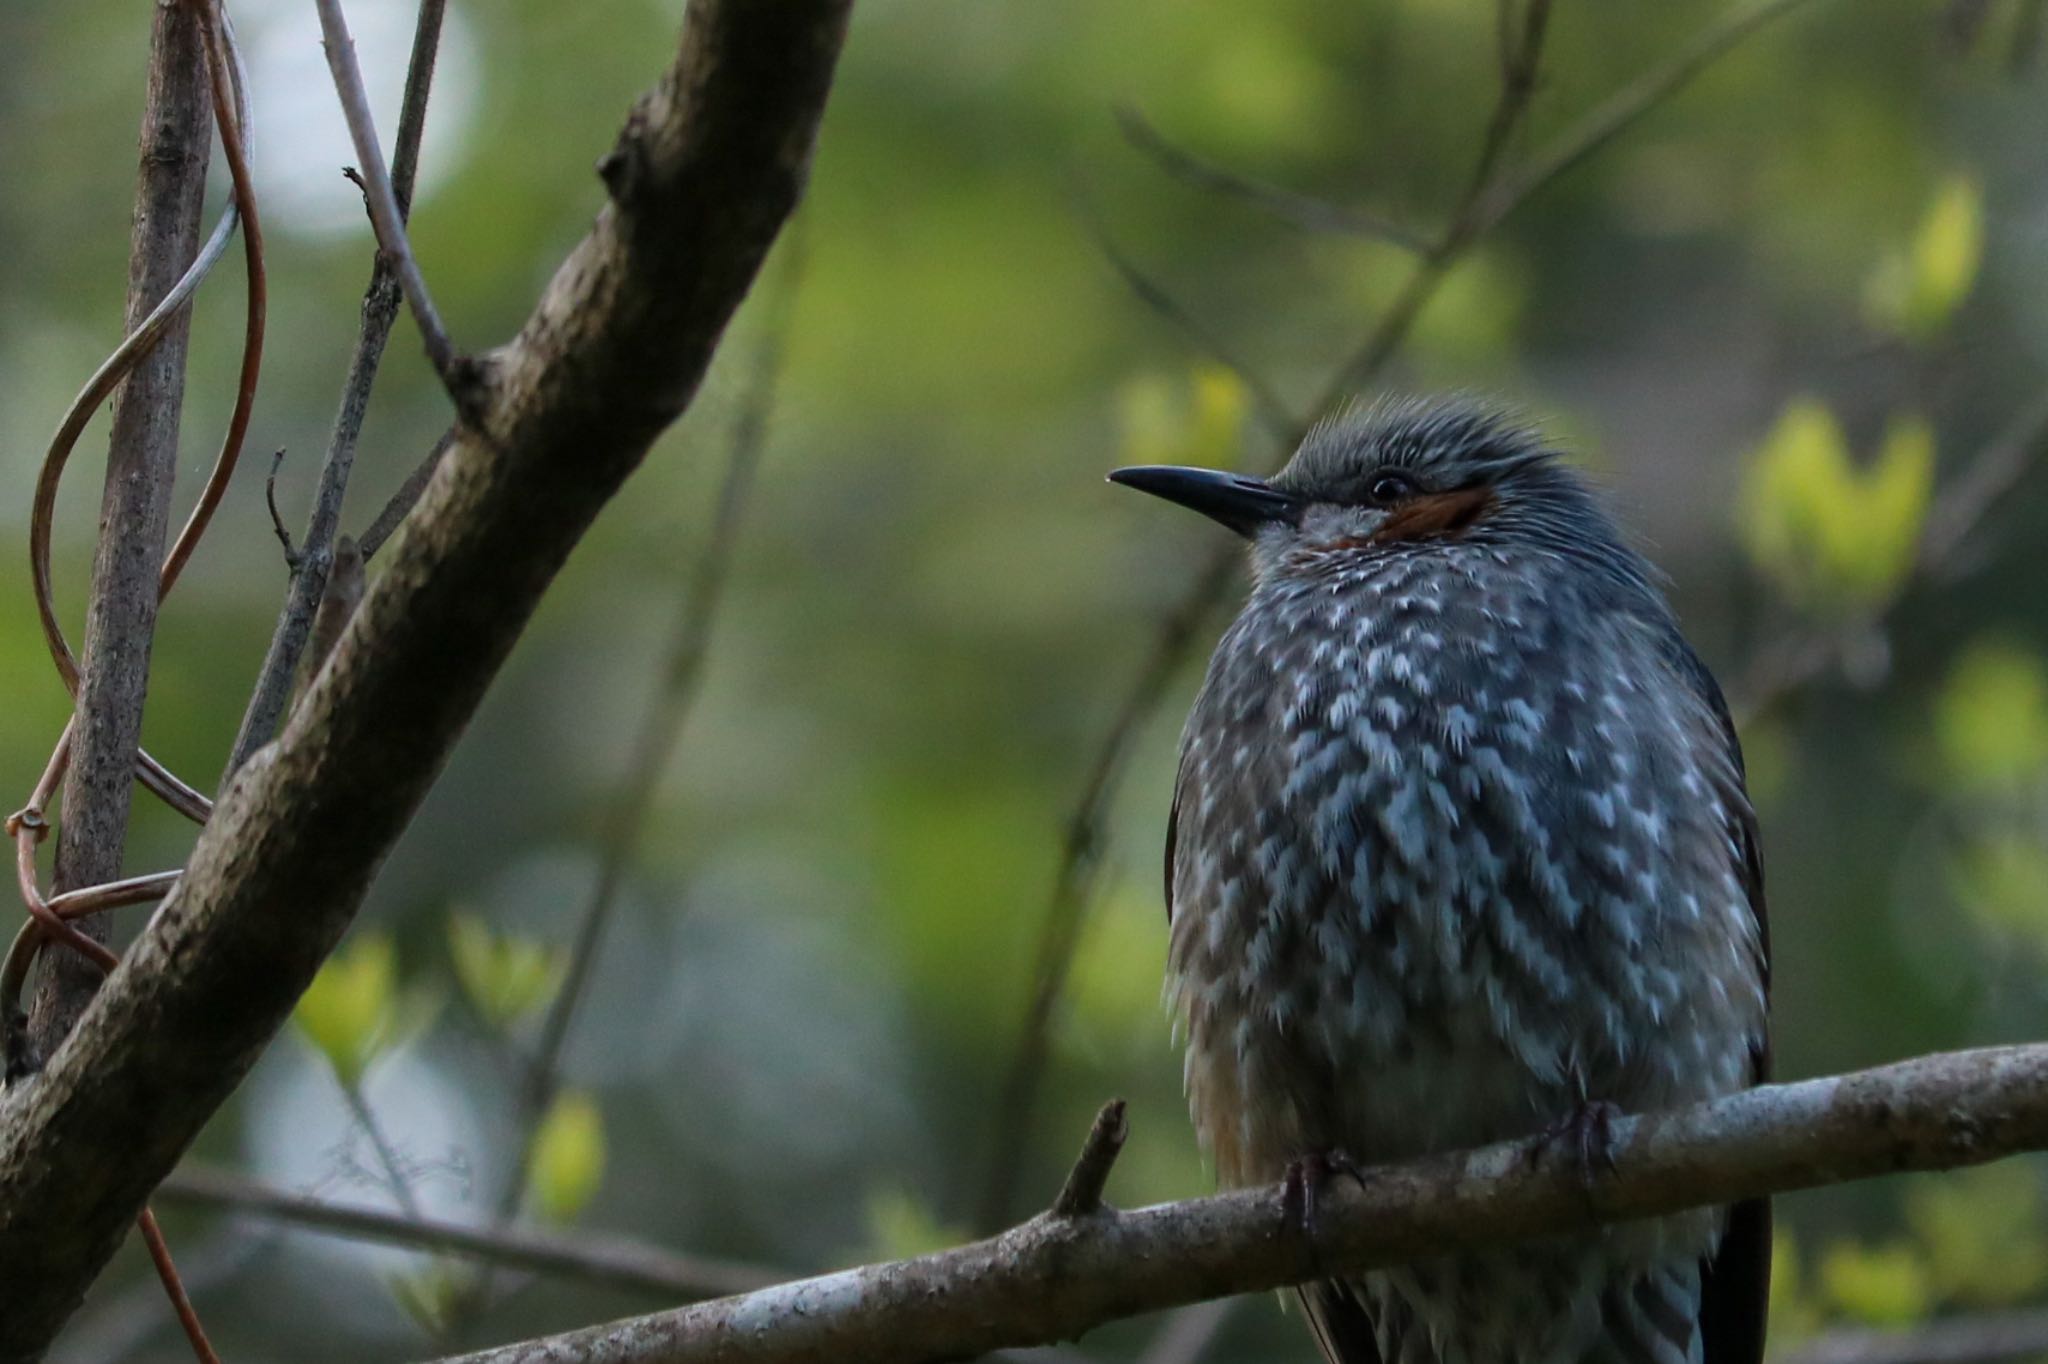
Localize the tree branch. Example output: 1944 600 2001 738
0 2 853 1356
448 1046 2048 1364
28 0 216 1059
225 0 448 780
152 1165 783 1303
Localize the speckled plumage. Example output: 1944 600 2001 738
1141 400 1770 1364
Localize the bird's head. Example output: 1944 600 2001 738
1111 396 1614 583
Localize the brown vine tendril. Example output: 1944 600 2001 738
9 4 263 1357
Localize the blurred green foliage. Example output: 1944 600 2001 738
527 1091 607 1224
1864 175 1986 341
1739 399 1933 612
5 0 2048 1358
294 933 402 1088
447 911 566 1032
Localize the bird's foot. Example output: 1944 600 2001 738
1525 1099 1623 1188
1281 1149 1368 1258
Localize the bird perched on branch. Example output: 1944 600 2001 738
1111 398 1769 1364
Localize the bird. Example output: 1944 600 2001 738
1109 397 1770 1364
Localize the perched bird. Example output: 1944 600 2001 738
1110 398 1769 1364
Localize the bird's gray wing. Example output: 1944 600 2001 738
1663 631 1772 1364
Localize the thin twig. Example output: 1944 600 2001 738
1050 1100 1128 1217
226 0 449 779
339 1079 425 1220
1071 186 1295 445
441 1046 2048 1364
1114 107 1427 251
314 0 456 378
154 1165 785 1301
358 427 456 562
265 448 298 564
511 251 802 1208
136 1208 220 1364
980 0 1839 1232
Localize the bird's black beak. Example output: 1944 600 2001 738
1107 465 1302 538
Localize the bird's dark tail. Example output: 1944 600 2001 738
1298 1280 1386 1364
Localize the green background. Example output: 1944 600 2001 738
4 0 2048 1357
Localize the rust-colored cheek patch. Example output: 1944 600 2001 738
1311 486 1497 554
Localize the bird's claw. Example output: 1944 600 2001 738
1281 1149 1368 1257
1526 1099 1623 1188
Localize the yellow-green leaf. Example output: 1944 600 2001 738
527 1091 606 1222
447 912 566 1030
1738 398 1932 611
1866 175 1984 341
1934 642 2048 789
294 934 398 1087
1907 1162 2048 1305
1819 1239 1933 1327
386 1262 472 1334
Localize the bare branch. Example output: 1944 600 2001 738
0 3 852 1354
30 0 216 1061
1050 1100 1128 1218
314 0 457 380
153 1165 784 1302
512 254 800 1196
443 1046 2048 1364
1070 189 1295 445
226 0 449 780
1114 107 1426 251
358 427 457 562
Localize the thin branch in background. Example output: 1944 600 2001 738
438 1045 2048 1364
978 0 1840 1232
265 448 299 564
1777 1309 2048 1364
974 543 1236 1232
135 1209 220 1364
1113 107 1427 251
338 1078 426 1220
313 0 457 380
357 427 456 562
498 247 804 1240
153 1164 786 1302
1135 1301 1235 1364
1069 183 1296 445
226 0 449 780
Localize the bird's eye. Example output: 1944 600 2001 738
1366 471 1415 505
